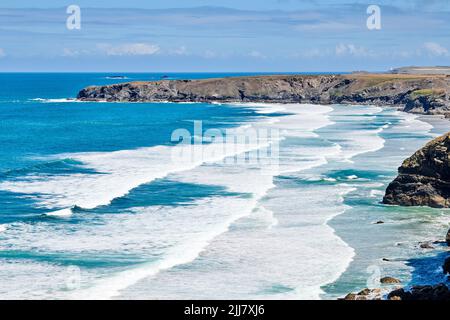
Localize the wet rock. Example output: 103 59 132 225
342 293 357 300
388 288 410 300
388 284 450 300
340 288 382 300
380 277 401 284
419 242 435 249
443 257 450 275
446 229 450 246
358 288 372 296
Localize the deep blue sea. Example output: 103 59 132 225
0 73 448 299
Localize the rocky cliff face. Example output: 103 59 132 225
77 74 450 115
383 132 450 208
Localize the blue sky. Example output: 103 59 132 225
1 0 450 72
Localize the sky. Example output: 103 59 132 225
1 0 450 72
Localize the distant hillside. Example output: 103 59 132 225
77 73 450 115
391 66 450 75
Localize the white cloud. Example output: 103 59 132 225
169 46 188 56
202 50 217 58
247 50 266 59
295 48 329 58
335 43 372 57
294 21 354 32
61 44 160 57
62 48 90 57
62 48 78 57
0 48 6 57
423 42 449 56
99 43 160 56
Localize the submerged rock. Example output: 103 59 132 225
419 242 435 249
383 132 450 208
380 277 401 284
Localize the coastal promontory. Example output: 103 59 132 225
77 73 450 115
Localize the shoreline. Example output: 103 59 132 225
331 113 449 300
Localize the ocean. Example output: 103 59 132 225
0 73 448 299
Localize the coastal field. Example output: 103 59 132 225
0 73 448 299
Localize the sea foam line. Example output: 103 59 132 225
67 103 337 299
0 126 276 213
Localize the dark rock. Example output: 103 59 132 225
388 284 450 300
380 277 401 284
342 293 357 300
375 220 384 224
444 257 450 274
383 132 450 208
419 242 435 249
446 229 450 246
358 288 372 296
388 288 410 300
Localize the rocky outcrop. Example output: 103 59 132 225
383 132 450 208
382 135 450 301
380 277 401 284
77 74 450 115
388 284 450 300
341 288 383 300
444 257 450 275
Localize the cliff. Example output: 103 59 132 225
77 74 450 115
383 132 450 208
383 131 450 295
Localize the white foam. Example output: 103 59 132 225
107 104 360 300
45 208 73 218
394 112 434 134
231 102 288 114
0 102 394 300
61 103 338 299
30 98 81 103
370 189 384 198
0 133 271 210
115 184 356 300
69 197 266 299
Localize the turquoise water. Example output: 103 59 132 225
0 73 448 299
